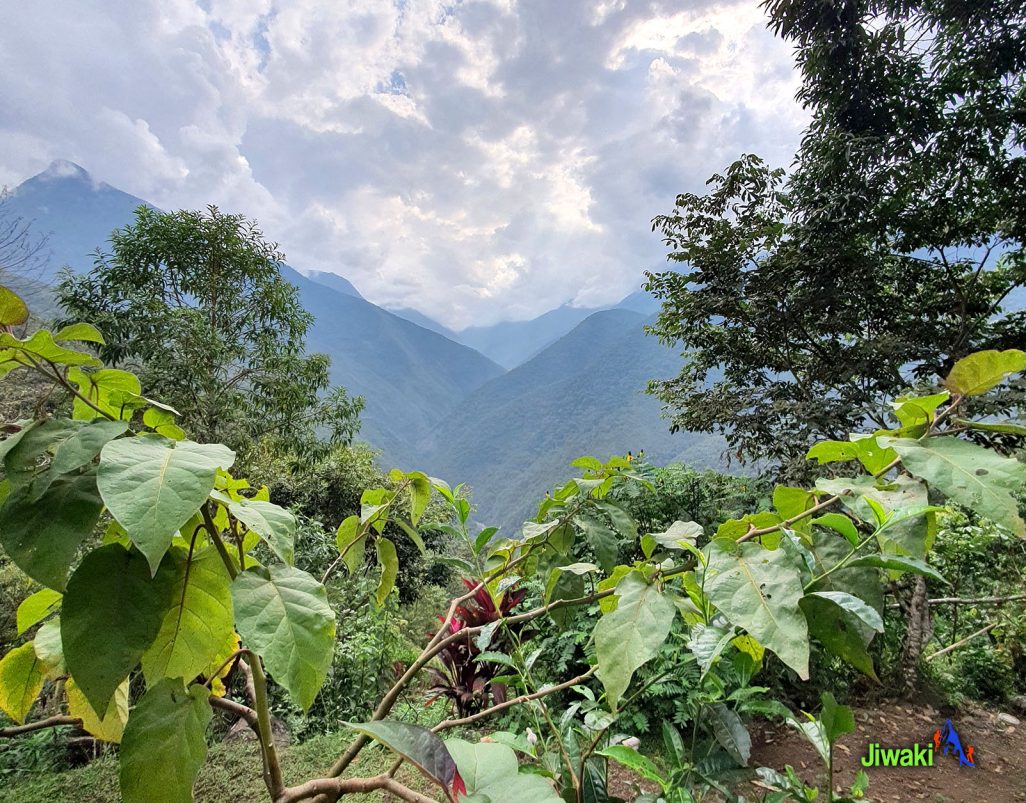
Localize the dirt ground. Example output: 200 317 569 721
607 702 1025 802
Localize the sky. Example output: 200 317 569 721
0 0 806 329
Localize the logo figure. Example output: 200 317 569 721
932 720 975 767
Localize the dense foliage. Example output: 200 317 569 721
54 206 363 461
645 0 1026 476
1 281 1024 803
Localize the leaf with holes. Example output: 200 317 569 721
704 538 810 679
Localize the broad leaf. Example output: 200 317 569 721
98 436 236 573
141 547 234 685
228 498 296 565
704 538 810 679
67 677 129 743
945 349 1026 396
846 554 948 584
446 738 562 803
33 620 65 676
67 367 142 420
16 588 62 635
799 593 880 682
346 721 460 793
336 515 365 574
595 572 676 709
577 513 619 573
53 322 105 344
375 537 399 607
688 622 734 678
63 544 177 712
706 703 752 766
0 469 104 590
651 520 703 550
231 565 335 710
597 745 665 785
119 679 211 803
0 642 45 724
884 436 1025 536
0 286 28 326
0 330 101 368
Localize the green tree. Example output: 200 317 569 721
646 0 1026 477
55 205 362 460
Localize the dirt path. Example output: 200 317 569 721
747 702 1025 802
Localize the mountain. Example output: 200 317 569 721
305 269 363 299
2 161 504 465
418 308 725 532
383 306 457 339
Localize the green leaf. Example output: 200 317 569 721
228 498 296 566
704 538 810 679
335 515 365 574
773 486 816 532
688 623 734 678
63 544 177 712
33 619 65 676
595 500 638 540
98 436 236 573
650 520 703 551
473 526 499 554
799 594 880 682
805 591 882 633
345 720 459 791
445 738 562 803
819 692 855 746
846 554 948 584
945 349 1026 396
67 368 142 420
0 286 29 326
0 470 104 590
54 323 106 345
141 547 234 685
597 745 665 785
577 513 619 573
706 703 752 766
0 330 101 368
953 418 1026 436
594 572 676 709
407 471 432 526
0 642 45 724
812 514 859 547
375 537 399 607
16 588 62 635
883 436 1026 536
231 565 335 710
119 679 212 803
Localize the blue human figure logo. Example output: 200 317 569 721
934 720 975 767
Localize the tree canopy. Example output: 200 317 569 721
645 0 1026 476
56 205 362 460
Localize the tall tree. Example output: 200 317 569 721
56 205 362 458
646 0 1026 477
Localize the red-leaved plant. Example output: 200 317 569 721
426 579 527 717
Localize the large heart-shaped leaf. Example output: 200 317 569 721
704 538 810 679
120 679 211 803
141 547 234 685
98 436 236 573
884 436 1025 537
228 498 296 565
594 571 676 709
445 738 562 803
62 544 177 712
0 470 104 591
231 565 335 710
799 592 881 682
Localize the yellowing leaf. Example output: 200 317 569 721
67 677 129 743
945 349 1026 396
0 642 45 724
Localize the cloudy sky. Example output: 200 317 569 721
0 0 805 329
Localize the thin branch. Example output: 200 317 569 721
927 594 1026 606
926 622 998 661
0 716 80 737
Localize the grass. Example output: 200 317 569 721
1 732 438 803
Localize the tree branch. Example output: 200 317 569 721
0 716 80 737
926 622 998 661
275 773 441 803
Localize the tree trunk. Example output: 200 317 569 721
901 576 932 693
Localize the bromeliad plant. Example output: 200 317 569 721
1 281 1025 803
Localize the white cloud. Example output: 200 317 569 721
0 0 806 329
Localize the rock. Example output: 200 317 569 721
1009 695 1026 715
997 712 1020 726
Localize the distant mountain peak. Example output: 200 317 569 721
40 159 92 181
